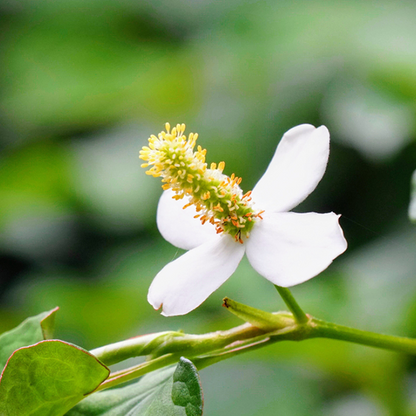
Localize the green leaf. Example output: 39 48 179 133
0 307 59 371
67 357 203 416
171 358 203 416
0 340 110 416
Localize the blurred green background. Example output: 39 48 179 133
2 0 416 414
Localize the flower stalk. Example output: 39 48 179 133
274 285 309 324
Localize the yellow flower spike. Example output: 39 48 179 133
140 123 264 242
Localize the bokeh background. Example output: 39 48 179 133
2 0 416 414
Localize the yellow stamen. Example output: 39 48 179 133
139 123 264 242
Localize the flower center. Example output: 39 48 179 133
140 123 264 243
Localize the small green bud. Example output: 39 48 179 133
222 298 295 331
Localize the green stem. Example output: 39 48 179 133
194 337 272 370
95 353 178 391
196 319 416 371
312 319 416 354
90 304 416 391
90 331 178 365
90 331 180 366
195 324 303 370
149 322 265 359
274 285 308 324
91 323 266 366
92 324 271 391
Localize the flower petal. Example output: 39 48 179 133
252 124 330 213
148 234 245 316
246 212 347 287
157 189 217 250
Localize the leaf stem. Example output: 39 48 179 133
274 285 308 324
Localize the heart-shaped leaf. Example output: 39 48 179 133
0 340 109 416
0 307 58 371
67 357 203 415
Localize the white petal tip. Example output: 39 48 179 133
251 123 331 213
149 298 178 317
316 125 329 133
147 292 163 312
285 124 316 135
160 305 189 317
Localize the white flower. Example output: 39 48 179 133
143 124 347 316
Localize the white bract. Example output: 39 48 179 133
140 124 347 316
